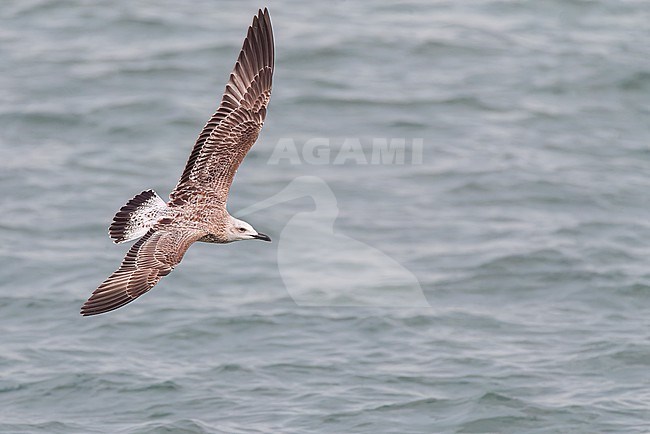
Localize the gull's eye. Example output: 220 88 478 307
238 227 246 233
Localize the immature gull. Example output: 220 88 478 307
81 9 274 316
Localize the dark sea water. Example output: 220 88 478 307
1 0 650 432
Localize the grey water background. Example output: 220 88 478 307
1 0 649 432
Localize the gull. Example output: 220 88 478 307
81 9 274 316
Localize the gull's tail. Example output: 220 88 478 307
108 190 167 244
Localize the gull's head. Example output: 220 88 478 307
226 215 271 243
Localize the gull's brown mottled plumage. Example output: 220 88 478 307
81 9 274 316
172 8 274 204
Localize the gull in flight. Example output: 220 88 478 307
81 9 274 316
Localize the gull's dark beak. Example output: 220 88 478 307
253 232 271 242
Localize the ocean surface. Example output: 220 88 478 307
1 0 650 432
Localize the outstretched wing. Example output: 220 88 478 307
81 228 203 316
171 8 274 204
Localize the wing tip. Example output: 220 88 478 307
80 292 137 316
80 303 126 317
